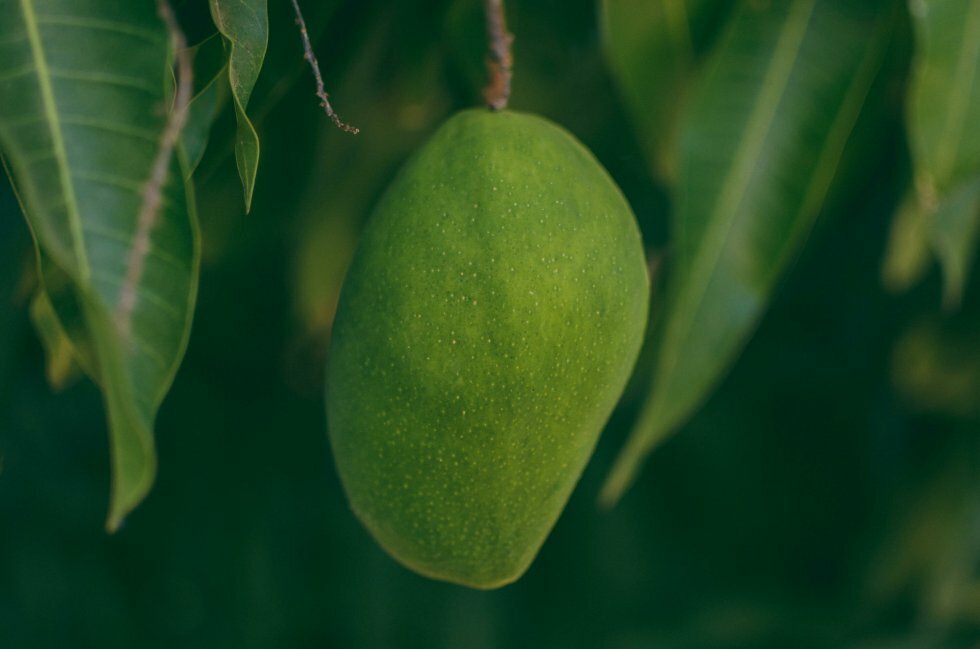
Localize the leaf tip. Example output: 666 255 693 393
105 443 158 535
599 392 682 507
598 451 641 510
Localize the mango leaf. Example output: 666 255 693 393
28 252 97 390
907 0 980 191
930 178 980 305
0 0 201 530
883 0 980 306
29 287 83 390
182 33 228 176
881 191 933 293
600 0 729 183
600 0 897 505
209 0 267 211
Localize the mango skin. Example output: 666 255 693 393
326 109 648 589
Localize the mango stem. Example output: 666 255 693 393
289 0 359 134
483 0 513 111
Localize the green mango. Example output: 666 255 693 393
326 109 648 589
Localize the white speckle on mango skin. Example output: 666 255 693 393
326 109 649 590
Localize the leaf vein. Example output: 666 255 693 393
34 14 164 46
72 169 178 214
61 116 160 144
81 221 188 272
90 270 183 323
17 0 90 282
48 68 160 96
0 61 37 83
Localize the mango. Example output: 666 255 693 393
326 109 648 589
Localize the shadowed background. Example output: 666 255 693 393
2 0 979 647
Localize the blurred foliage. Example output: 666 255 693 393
2 0 980 647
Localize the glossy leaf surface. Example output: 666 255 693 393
602 0 897 504
0 0 200 529
182 33 228 176
209 0 267 211
600 0 728 182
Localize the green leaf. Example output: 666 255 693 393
600 0 728 182
0 0 201 530
907 0 980 191
182 33 228 176
882 191 931 294
929 177 980 306
600 0 897 505
892 0 980 305
28 251 101 390
29 288 83 391
209 0 267 212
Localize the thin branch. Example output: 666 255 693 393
290 0 359 134
483 0 513 110
116 0 193 337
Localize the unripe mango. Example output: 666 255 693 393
326 109 648 588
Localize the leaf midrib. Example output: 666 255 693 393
18 0 90 284
660 0 817 386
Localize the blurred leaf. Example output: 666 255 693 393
0 1 201 530
861 437 980 628
882 180 980 308
891 317 980 418
907 0 980 189
601 0 897 504
930 177 980 306
28 250 101 391
897 0 980 305
600 0 728 183
209 0 267 211
882 191 933 292
29 288 82 391
290 12 450 362
182 33 228 176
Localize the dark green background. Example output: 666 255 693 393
2 0 979 646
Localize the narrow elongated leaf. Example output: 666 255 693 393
29 286 83 390
908 0 980 191
0 0 200 530
883 0 980 305
601 0 896 504
182 33 228 175
882 191 932 293
209 0 267 211
929 178 980 303
600 0 728 182
27 249 100 390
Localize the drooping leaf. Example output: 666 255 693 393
182 32 228 176
0 0 201 530
209 0 268 211
881 191 933 293
929 177 980 305
883 0 980 305
29 288 83 390
600 0 729 183
27 247 99 390
601 0 898 504
907 0 980 191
